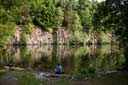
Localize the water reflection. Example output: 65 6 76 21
0 45 125 75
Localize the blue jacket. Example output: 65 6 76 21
55 65 62 73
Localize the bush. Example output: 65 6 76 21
70 31 86 44
0 23 16 46
25 23 34 34
45 27 53 33
21 33 29 44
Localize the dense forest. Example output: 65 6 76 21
0 0 98 45
0 0 128 48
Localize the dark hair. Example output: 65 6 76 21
57 64 60 66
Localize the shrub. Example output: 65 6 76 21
0 23 16 46
25 23 34 34
70 31 86 44
21 33 29 44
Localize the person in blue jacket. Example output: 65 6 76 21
55 64 64 74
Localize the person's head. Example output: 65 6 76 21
57 64 60 66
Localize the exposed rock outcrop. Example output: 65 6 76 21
10 26 113 45
11 26 71 45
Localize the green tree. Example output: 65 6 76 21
54 7 64 28
0 24 16 46
63 0 73 28
71 11 82 31
30 0 64 30
77 0 98 30
0 0 31 24
94 0 128 67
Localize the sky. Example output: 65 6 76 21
75 0 105 3
97 0 105 2
89 0 105 2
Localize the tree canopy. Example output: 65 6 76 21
0 0 128 47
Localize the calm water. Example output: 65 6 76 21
0 45 125 76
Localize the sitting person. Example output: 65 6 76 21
55 64 64 74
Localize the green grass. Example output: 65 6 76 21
51 79 70 85
16 72 42 85
0 70 6 77
16 72 70 85
0 70 128 85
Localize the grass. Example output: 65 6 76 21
51 79 70 85
1 70 128 85
0 70 49 85
0 70 70 85
16 71 71 85
15 72 43 85
0 70 7 77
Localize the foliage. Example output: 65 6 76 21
71 11 82 31
63 0 73 28
16 72 43 85
1 0 126 46
70 31 86 44
25 22 34 34
0 0 98 31
54 7 64 28
20 46 33 67
94 0 128 45
46 27 53 33
21 33 29 44
99 32 111 43
71 68 96 77
0 0 31 24
0 23 16 45
77 0 98 30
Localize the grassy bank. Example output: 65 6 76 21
0 70 128 85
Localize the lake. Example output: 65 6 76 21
0 45 125 76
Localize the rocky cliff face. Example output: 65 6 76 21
11 26 71 45
10 26 112 45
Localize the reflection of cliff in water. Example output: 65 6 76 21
0 45 125 74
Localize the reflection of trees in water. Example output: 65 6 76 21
0 45 125 75
73 45 125 76
0 46 21 67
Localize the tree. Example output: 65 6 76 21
71 11 82 31
54 7 64 28
0 0 31 24
77 0 97 30
63 0 73 28
94 0 128 67
94 0 128 45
